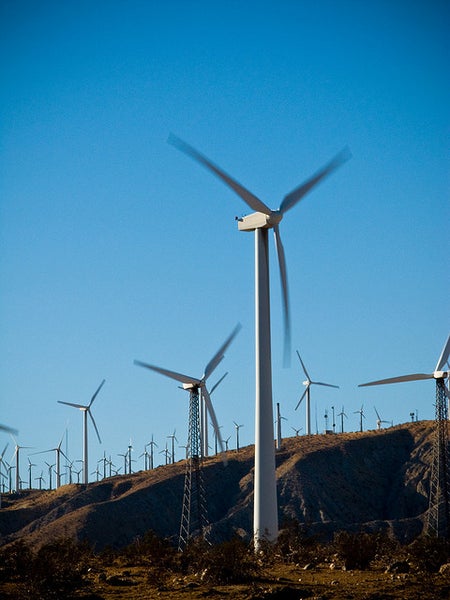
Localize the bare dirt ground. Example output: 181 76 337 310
80 563 450 599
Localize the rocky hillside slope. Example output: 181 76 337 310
0 421 435 549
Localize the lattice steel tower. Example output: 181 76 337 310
426 377 450 538
178 386 209 551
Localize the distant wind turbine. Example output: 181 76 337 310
11 436 33 492
233 421 244 452
337 406 348 433
275 402 287 450
374 407 390 430
31 432 68 488
167 430 178 464
169 134 350 547
58 379 105 484
295 350 340 435
354 405 366 432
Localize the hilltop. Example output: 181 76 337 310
0 421 434 550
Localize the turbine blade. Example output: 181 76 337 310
89 379 105 407
58 401 86 409
311 381 340 389
359 373 434 387
168 134 272 216
203 323 241 381
134 360 200 386
279 147 351 214
210 372 228 395
295 388 308 410
435 334 450 372
202 387 226 463
0 424 18 435
0 443 9 459
88 410 102 444
273 224 290 366
296 350 311 380
374 406 381 420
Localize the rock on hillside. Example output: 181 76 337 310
0 422 435 549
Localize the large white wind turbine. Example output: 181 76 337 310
169 134 349 546
58 379 105 484
295 350 340 436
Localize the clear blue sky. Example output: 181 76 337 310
1 1 448 485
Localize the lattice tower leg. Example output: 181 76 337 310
178 388 210 551
426 379 450 538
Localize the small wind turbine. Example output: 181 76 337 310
354 405 366 432
160 444 170 466
233 421 244 452
167 430 178 464
30 432 68 488
146 436 158 469
169 134 350 546
291 426 302 436
35 470 44 490
45 462 55 490
27 458 36 489
224 435 231 452
374 407 390 430
58 379 105 484
11 436 33 492
337 406 348 433
275 403 287 450
295 350 340 435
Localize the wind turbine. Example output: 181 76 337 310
354 405 366 432
169 135 349 546
374 407 390 431
135 323 240 460
58 379 105 484
275 402 287 450
233 421 244 452
30 433 68 488
35 470 45 490
167 430 178 464
45 462 55 490
295 350 340 435
291 426 302 437
359 334 450 537
135 325 240 549
146 436 158 469
11 436 33 492
27 458 36 489
224 435 231 452
337 406 348 433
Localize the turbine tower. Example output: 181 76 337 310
58 379 105 484
359 334 450 538
295 350 340 435
169 134 350 547
135 324 240 550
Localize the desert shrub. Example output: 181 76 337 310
407 535 450 573
7 538 93 600
334 531 378 570
0 540 33 581
121 530 176 569
179 537 260 584
274 519 324 565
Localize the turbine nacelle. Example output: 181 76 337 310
434 370 449 380
237 210 283 231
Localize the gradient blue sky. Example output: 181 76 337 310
1 1 449 484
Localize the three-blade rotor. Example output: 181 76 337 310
295 350 339 410
134 324 241 456
58 379 105 444
168 134 350 366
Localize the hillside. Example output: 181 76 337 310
0 421 435 550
